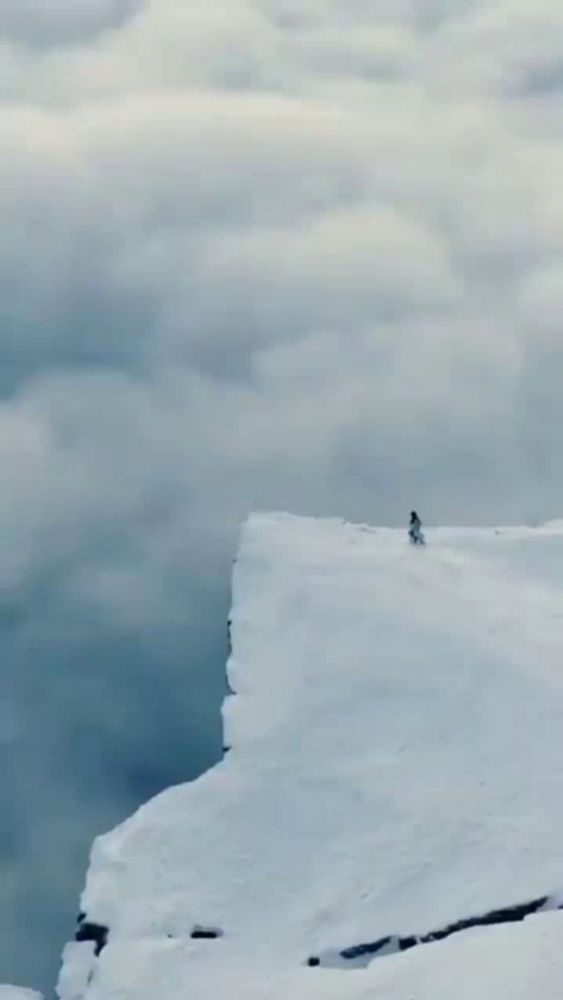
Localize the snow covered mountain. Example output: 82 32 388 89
28 515 563 997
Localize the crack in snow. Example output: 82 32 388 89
310 894 553 969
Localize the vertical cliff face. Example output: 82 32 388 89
48 514 563 998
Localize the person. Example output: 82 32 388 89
409 511 425 545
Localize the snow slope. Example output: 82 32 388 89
58 514 563 999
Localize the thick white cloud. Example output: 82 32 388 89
3 0 563 992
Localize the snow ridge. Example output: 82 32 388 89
56 514 563 999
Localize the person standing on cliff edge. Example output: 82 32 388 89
409 511 425 545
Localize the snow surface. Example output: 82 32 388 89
58 514 563 999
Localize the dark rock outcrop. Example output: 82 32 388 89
308 894 549 969
75 915 109 957
191 926 223 940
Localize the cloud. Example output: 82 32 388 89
3 0 563 992
0 0 141 48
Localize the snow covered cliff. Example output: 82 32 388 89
56 513 563 999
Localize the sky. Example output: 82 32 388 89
2 0 563 993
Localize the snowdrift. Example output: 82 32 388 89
57 514 563 999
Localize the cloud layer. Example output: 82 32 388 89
2 0 563 991
0 0 140 46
